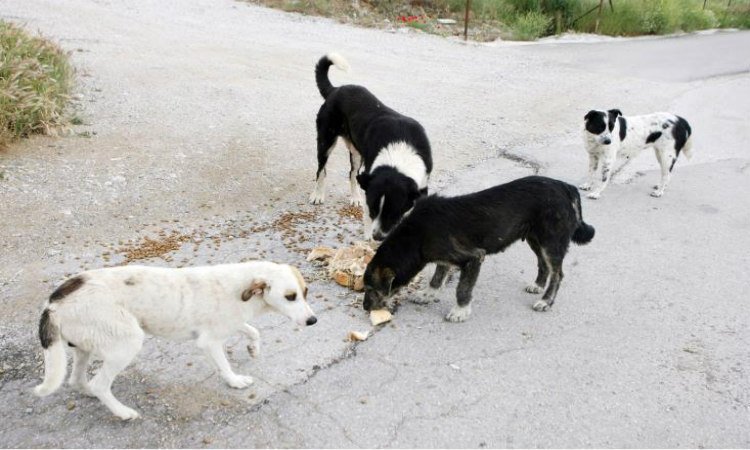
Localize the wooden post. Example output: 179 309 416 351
703 0 708 9
464 0 471 41
555 10 562 34
595 0 603 33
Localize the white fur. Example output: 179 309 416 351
582 111 693 198
445 304 472 322
33 262 315 420
525 283 544 294
326 52 350 73
371 196 386 239
371 141 429 190
532 300 551 312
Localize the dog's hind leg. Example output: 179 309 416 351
88 334 143 420
69 347 93 396
651 147 672 198
525 237 549 294
532 247 565 312
446 252 485 322
197 335 253 389
240 324 260 359
309 109 339 205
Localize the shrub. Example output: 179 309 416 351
511 10 552 40
0 21 72 147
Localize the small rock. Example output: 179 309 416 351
66 401 76 411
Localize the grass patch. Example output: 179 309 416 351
511 10 553 40
249 0 750 41
0 21 73 147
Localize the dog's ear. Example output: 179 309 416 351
356 172 370 190
607 109 621 132
242 279 267 301
584 110 597 121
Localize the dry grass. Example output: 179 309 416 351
0 21 73 148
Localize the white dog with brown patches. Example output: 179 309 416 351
33 262 317 420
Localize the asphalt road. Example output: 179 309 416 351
0 0 748 447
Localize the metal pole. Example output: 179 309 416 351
464 0 471 41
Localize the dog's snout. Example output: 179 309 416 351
603 138 611 145
372 231 385 241
305 316 318 326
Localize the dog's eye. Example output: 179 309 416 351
285 292 297 301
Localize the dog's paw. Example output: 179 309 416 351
650 189 664 198
247 342 260 359
586 191 601 200
71 382 96 397
309 191 325 205
114 406 140 421
445 305 472 322
226 375 254 389
532 300 551 312
525 283 544 294
578 182 591 191
349 196 363 207
409 291 435 305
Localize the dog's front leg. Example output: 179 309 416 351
347 144 363 206
240 324 260 358
579 153 599 191
587 151 616 199
446 252 484 322
362 198 373 240
197 335 253 389
410 264 450 305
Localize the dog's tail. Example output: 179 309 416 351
315 52 349 99
670 116 693 171
568 185 595 245
33 307 67 397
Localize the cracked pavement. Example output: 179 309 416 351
1 0 749 447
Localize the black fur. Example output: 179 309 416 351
618 116 627 142
585 110 606 135
49 275 85 302
363 176 595 315
672 116 692 153
39 308 58 349
646 131 662 144
314 55 432 238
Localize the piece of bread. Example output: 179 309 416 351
348 330 369 341
370 309 392 326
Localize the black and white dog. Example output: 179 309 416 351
309 53 433 240
362 176 595 322
581 109 693 199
